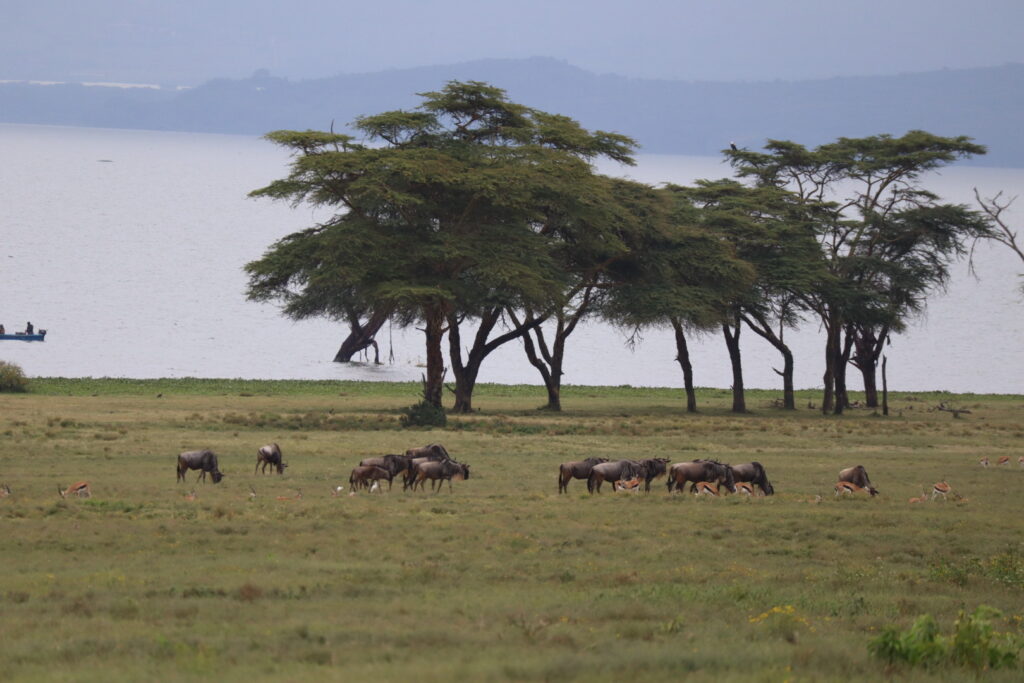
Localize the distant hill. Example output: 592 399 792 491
3 57 1022 166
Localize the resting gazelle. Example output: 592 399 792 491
693 481 720 497
58 481 91 499
0 483 11 498
834 481 871 497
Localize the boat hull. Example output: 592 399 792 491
0 332 46 342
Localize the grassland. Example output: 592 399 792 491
1 379 1023 681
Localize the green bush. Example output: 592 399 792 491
399 400 447 428
0 361 28 392
869 605 1021 671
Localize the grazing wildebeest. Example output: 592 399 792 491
557 457 609 494
405 443 450 460
637 457 672 492
838 465 878 496
349 465 392 491
176 450 224 484
667 459 735 494
360 454 413 490
255 443 287 475
730 462 774 495
410 460 470 493
403 452 455 490
588 460 646 494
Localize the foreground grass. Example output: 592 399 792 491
1 381 1023 681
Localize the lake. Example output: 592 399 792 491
1 123 1021 393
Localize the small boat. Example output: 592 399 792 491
0 330 46 342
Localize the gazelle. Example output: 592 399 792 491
735 482 758 497
614 477 642 492
931 481 952 501
331 485 345 497
0 483 11 498
1019 456 1024 468
908 488 928 504
58 481 91 499
184 490 197 502
980 457 990 467
693 481 720 497
834 481 870 497
997 456 1010 466
276 489 302 501
248 485 257 501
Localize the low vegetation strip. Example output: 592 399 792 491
0 383 1022 680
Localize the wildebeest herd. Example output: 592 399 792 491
558 456 777 496
4 438 899 503
171 442 470 497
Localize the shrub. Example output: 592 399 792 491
400 400 447 428
869 605 1021 671
0 361 28 392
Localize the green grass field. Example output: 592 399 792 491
1 379 1023 681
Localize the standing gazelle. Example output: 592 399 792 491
931 481 952 501
58 482 91 498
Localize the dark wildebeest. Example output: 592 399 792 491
637 457 672 492
405 443 450 460
255 443 287 475
667 459 735 494
730 462 774 495
177 450 224 484
410 460 470 493
838 465 878 496
349 465 393 491
588 460 647 494
403 449 454 490
359 454 413 490
557 457 609 494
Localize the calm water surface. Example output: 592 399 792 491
1 124 1021 393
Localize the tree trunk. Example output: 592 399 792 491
822 314 840 415
740 311 795 410
333 308 390 363
670 317 698 413
833 327 854 415
881 354 889 416
517 314 565 412
422 303 446 409
722 316 746 413
850 325 888 408
448 307 553 414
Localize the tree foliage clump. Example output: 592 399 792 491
0 361 28 392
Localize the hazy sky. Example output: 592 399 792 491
4 0 1023 85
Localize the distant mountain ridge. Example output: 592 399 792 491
2 57 1022 167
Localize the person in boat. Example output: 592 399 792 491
25 322 33 334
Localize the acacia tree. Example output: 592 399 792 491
245 81 634 410
600 185 754 413
506 176 659 411
727 132 990 413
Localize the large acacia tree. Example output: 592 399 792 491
245 81 634 409
727 132 991 413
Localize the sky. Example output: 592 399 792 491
3 0 1024 85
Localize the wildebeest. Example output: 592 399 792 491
255 443 287 475
176 449 224 484
667 459 736 494
588 460 646 494
838 465 878 496
403 451 455 490
636 457 672 492
557 457 609 494
409 460 470 493
349 465 392 491
405 443 450 460
359 454 414 490
730 461 774 495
